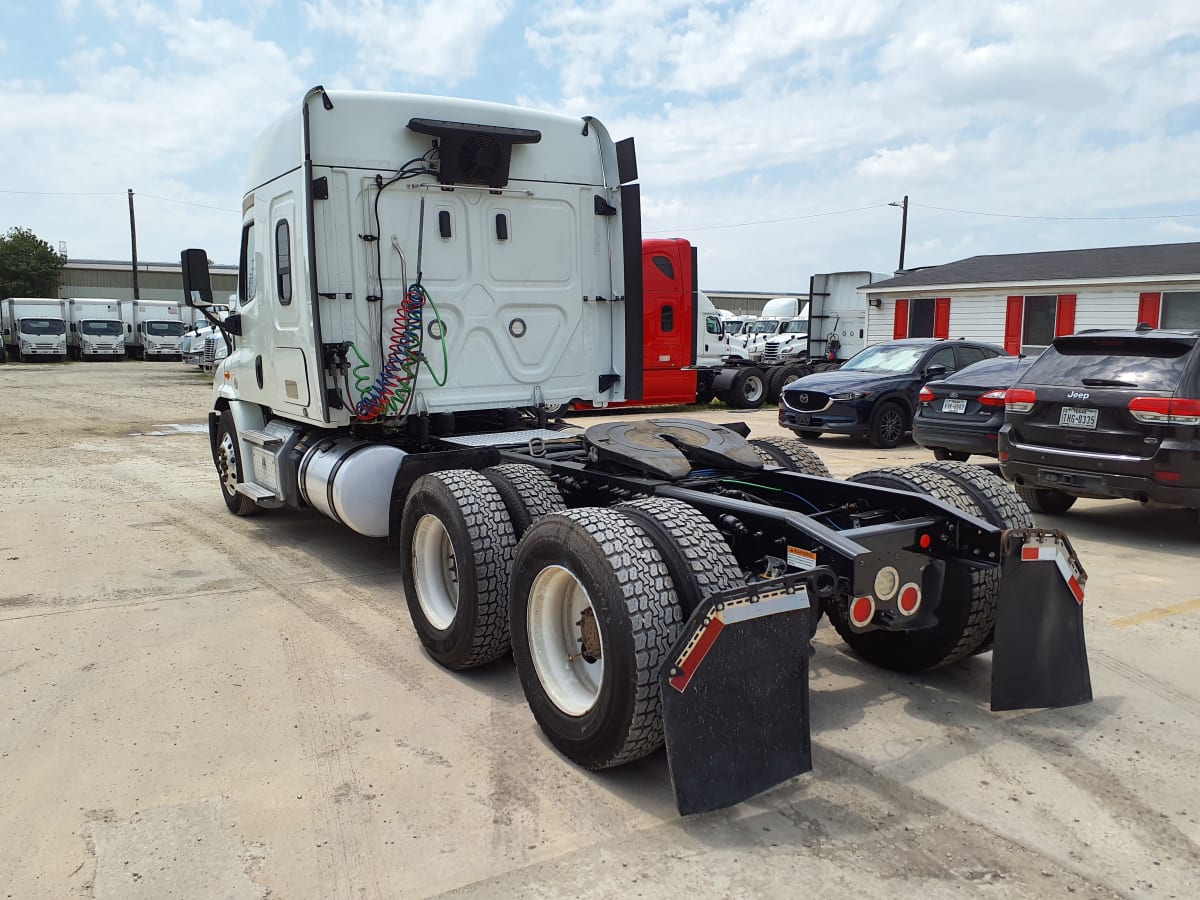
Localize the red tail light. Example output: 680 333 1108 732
1005 388 1037 413
1128 396 1200 426
979 389 1007 407
919 385 934 403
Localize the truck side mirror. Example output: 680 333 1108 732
181 248 215 307
223 314 243 336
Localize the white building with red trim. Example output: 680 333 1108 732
860 242 1200 355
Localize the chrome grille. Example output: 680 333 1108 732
203 337 216 364
782 390 830 412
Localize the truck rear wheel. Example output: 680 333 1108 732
509 508 682 769
400 470 517 669
725 367 767 409
830 466 996 670
749 437 833 478
765 364 807 404
482 463 566 538
214 414 261 517
913 461 1034 530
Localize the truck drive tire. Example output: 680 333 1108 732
749 437 833 478
830 467 997 670
214 414 261 517
765 364 807 404
481 463 567 538
725 367 767 409
1015 485 1077 515
867 400 908 449
399 469 517 670
509 508 683 769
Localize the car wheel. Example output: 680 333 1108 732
1015 486 1077 515
867 401 907 449
933 447 971 462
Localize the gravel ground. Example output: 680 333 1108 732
1 359 1198 899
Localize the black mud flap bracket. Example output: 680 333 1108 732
661 568 835 816
991 528 1092 712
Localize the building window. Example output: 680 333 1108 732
1162 291 1200 330
1022 295 1058 355
908 297 936 337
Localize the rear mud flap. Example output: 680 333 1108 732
991 529 1092 712
662 570 832 816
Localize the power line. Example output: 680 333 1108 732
646 203 891 234
913 202 1200 222
0 187 237 212
137 193 238 213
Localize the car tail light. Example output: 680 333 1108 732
1005 388 1037 413
979 389 1007 407
1128 396 1200 426
918 385 934 403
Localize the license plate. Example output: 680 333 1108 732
941 398 967 414
1058 407 1098 429
793 414 811 425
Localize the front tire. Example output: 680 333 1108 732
510 508 683 769
399 470 516 670
867 401 908 449
214 414 261 517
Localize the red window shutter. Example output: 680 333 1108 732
1004 296 1024 355
893 299 909 339
1055 294 1077 336
933 297 951 339
1137 292 1161 328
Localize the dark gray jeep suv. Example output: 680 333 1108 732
998 327 1200 516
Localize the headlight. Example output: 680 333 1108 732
830 390 874 400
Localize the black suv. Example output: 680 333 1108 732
779 338 1007 448
999 327 1200 515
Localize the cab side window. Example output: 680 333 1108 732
239 222 256 305
275 219 293 306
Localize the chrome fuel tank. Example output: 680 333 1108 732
298 437 408 537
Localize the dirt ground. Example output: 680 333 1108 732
1 359 1198 899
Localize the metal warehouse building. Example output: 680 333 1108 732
59 259 239 305
861 241 1200 354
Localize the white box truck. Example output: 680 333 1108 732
177 86 1092 816
65 298 125 360
118 299 185 359
1 297 68 362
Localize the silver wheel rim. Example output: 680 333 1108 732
217 432 238 496
744 375 765 403
880 409 903 444
412 514 459 630
527 565 604 717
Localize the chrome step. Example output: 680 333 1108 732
236 481 278 500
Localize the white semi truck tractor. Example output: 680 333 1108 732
118 299 185 359
180 87 1093 815
65 298 125 359
1 297 68 362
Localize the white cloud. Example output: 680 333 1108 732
303 0 513 88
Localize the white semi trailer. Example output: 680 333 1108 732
179 87 1093 816
118 299 185 359
65 298 125 360
1 297 68 362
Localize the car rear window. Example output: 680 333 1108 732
1022 337 1195 391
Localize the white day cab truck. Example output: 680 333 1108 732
119 299 185 360
181 87 1094 815
65 298 125 360
0 297 68 363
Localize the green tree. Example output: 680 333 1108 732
0 227 67 298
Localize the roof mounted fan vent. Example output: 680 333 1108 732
408 117 541 188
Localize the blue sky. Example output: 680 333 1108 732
3 0 1200 290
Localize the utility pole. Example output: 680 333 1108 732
127 188 139 301
889 195 909 271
